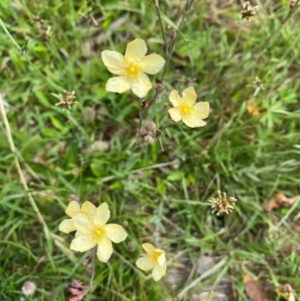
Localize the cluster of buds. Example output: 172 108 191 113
32 16 52 40
252 76 263 90
139 120 161 144
55 91 78 111
209 191 237 215
69 279 90 301
241 2 258 21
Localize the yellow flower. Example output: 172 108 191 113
59 201 96 234
168 87 209 128
101 39 165 98
70 202 128 263
136 243 167 281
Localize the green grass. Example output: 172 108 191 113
1 0 300 300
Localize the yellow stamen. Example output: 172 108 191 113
150 250 164 263
122 57 143 78
179 100 194 116
91 225 106 243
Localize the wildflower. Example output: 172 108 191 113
70 202 128 262
209 191 237 215
55 91 77 110
168 87 209 128
252 76 263 90
136 243 167 281
101 39 165 98
241 2 258 21
59 201 96 234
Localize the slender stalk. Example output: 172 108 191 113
114 250 147 280
138 0 192 132
154 0 167 52
0 18 22 52
160 8 186 84
0 94 51 239
89 247 96 286
176 256 229 300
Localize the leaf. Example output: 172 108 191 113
263 192 300 212
243 274 268 301
247 100 260 116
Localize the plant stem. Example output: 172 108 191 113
0 18 23 52
0 94 51 239
154 0 167 52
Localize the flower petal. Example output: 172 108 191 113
96 237 113 263
142 243 155 255
105 224 128 243
125 39 147 59
182 114 207 128
70 234 96 252
101 50 124 75
73 214 92 234
157 252 166 266
93 202 110 225
194 101 210 119
65 201 80 217
182 87 197 104
140 53 165 74
81 201 96 218
58 219 76 233
152 263 166 281
169 90 181 107
136 257 155 271
132 73 152 98
168 107 182 122
105 76 133 94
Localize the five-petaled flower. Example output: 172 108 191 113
136 243 167 281
168 87 209 128
101 39 165 98
69 202 128 263
59 201 96 234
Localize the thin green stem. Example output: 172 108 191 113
0 18 23 52
0 94 51 239
154 0 167 52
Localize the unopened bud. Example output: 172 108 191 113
147 120 157 132
141 100 148 109
139 127 147 136
290 1 296 8
22 281 36 297
170 30 177 40
144 135 154 144
122 221 128 227
155 83 163 92
154 129 162 138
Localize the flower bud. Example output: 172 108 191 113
155 83 163 92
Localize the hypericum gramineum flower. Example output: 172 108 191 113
59 201 96 234
168 87 209 128
70 202 128 262
101 39 165 98
136 243 167 281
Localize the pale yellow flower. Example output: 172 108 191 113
59 201 96 234
101 39 165 98
136 243 167 281
70 202 128 263
168 87 209 128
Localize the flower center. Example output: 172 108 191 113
91 225 106 243
179 100 194 116
150 250 164 263
122 57 143 78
